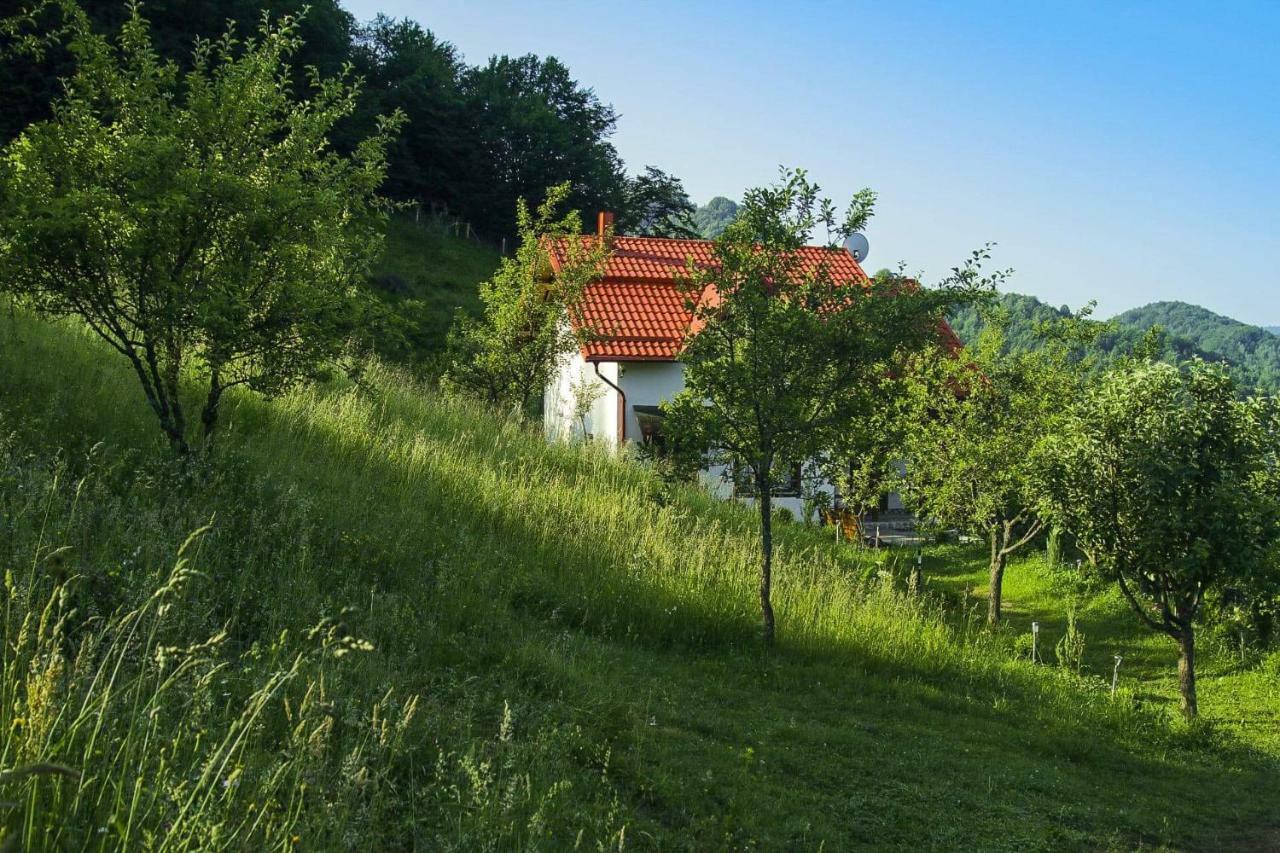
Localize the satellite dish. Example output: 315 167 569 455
844 233 870 263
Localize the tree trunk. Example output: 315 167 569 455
124 343 189 455
201 368 223 442
987 526 1007 626
156 390 189 455
1177 627 1198 719
165 421 190 456
162 350 187 449
757 470 776 646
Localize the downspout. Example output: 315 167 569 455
592 360 626 447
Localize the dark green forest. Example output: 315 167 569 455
950 292 1280 394
0 0 708 241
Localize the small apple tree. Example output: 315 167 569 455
899 308 1093 625
1037 358 1280 718
0 3 401 453
442 183 607 416
664 169 984 644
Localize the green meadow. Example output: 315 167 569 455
1 309 1277 850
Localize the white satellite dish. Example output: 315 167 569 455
844 233 870 263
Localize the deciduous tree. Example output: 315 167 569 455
346 15 471 209
1036 359 1280 717
442 183 607 415
0 3 400 453
462 54 626 237
620 165 697 238
664 169 984 643
899 306 1091 624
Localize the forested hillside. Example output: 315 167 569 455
950 292 1280 393
1115 302 1280 391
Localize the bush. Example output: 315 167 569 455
1261 650 1280 679
1055 605 1087 674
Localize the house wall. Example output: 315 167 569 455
544 352 619 445
887 460 906 511
615 361 685 443
615 361 830 519
702 463 832 521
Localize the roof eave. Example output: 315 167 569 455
581 351 680 364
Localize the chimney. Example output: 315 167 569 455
597 211 615 247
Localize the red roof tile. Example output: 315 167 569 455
549 235 870 362
577 280 690 360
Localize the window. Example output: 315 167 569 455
633 405 666 452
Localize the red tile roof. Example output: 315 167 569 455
549 235 870 362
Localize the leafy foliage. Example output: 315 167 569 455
900 304 1091 625
346 15 473 212
461 54 627 237
442 184 607 414
0 0 358 140
0 3 399 452
619 165 698 238
1036 359 1280 717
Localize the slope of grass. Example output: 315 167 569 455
1 310 1278 850
368 214 501 369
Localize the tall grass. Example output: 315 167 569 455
246 362 1160 738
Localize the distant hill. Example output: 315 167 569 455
950 294 1280 394
692 196 738 239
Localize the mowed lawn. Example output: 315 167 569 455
922 546 1280 757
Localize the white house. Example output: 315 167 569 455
543 212 919 521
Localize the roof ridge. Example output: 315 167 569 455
614 234 712 244
613 234 853 251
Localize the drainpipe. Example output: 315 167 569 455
592 360 626 447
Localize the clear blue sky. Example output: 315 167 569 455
343 0 1280 322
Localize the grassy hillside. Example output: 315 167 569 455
367 214 502 369
951 293 1280 394
1 310 1278 849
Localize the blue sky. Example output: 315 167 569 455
343 1 1280 322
